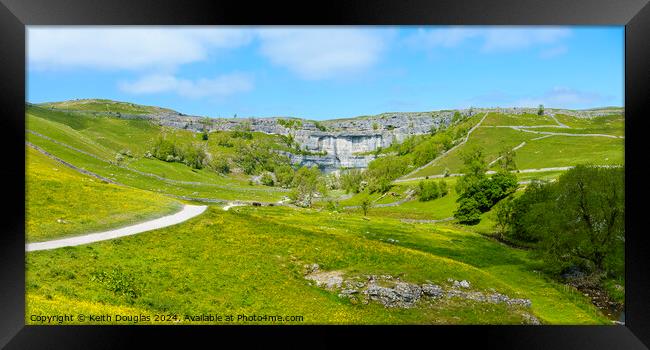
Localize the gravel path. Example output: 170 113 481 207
26 205 208 252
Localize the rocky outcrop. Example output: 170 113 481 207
53 103 621 171
303 264 538 324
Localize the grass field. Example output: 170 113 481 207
24 102 623 325
26 147 182 242
406 127 538 178
26 205 608 325
481 112 557 126
513 136 624 169
403 112 624 179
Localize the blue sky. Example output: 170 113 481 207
27 26 623 120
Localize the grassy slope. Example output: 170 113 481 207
26 147 182 242
481 112 557 126
38 99 176 115
404 113 624 178
24 102 618 325
513 136 624 169
26 109 288 202
407 127 538 178
26 205 608 325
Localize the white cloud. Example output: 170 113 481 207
119 73 254 99
28 27 253 71
514 87 610 108
462 87 613 109
257 28 387 80
408 26 571 55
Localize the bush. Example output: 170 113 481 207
501 165 624 278
214 133 234 147
208 155 230 174
151 136 179 161
455 197 481 224
181 143 207 169
439 180 449 196
274 164 295 188
365 155 408 194
232 122 253 139
418 180 441 201
340 169 364 194
260 172 275 186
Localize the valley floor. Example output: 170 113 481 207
24 104 624 325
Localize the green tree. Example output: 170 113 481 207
455 197 481 224
290 166 322 207
439 179 449 196
417 180 440 201
494 195 515 239
360 194 372 216
340 169 364 194
455 147 488 194
538 104 545 116
454 147 518 225
274 164 295 188
208 155 230 174
497 147 517 172
260 172 275 186
503 166 624 277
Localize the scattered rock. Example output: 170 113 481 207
305 270 344 290
421 284 444 298
305 269 534 312
522 312 541 325
453 280 471 289
304 263 320 274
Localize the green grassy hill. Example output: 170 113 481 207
26 205 608 324
26 147 182 242
24 100 623 325
38 99 178 115
402 111 624 180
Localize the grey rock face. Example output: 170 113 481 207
95 105 621 171
421 284 444 298
305 269 536 319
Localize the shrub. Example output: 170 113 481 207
455 197 481 225
274 164 295 188
360 194 372 216
181 143 207 169
209 155 230 174
439 179 449 196
232 122 253 139
502 165 624 278
260 172 275 186
151 136 179 161
418 180 440 201
340 169 364 194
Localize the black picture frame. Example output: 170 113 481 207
1 0 649 348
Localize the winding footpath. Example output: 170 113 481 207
26 204 208 252
398 112 489 181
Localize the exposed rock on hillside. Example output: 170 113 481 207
303 264 538 324
38 100 622 172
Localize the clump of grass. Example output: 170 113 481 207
90 268 139 299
